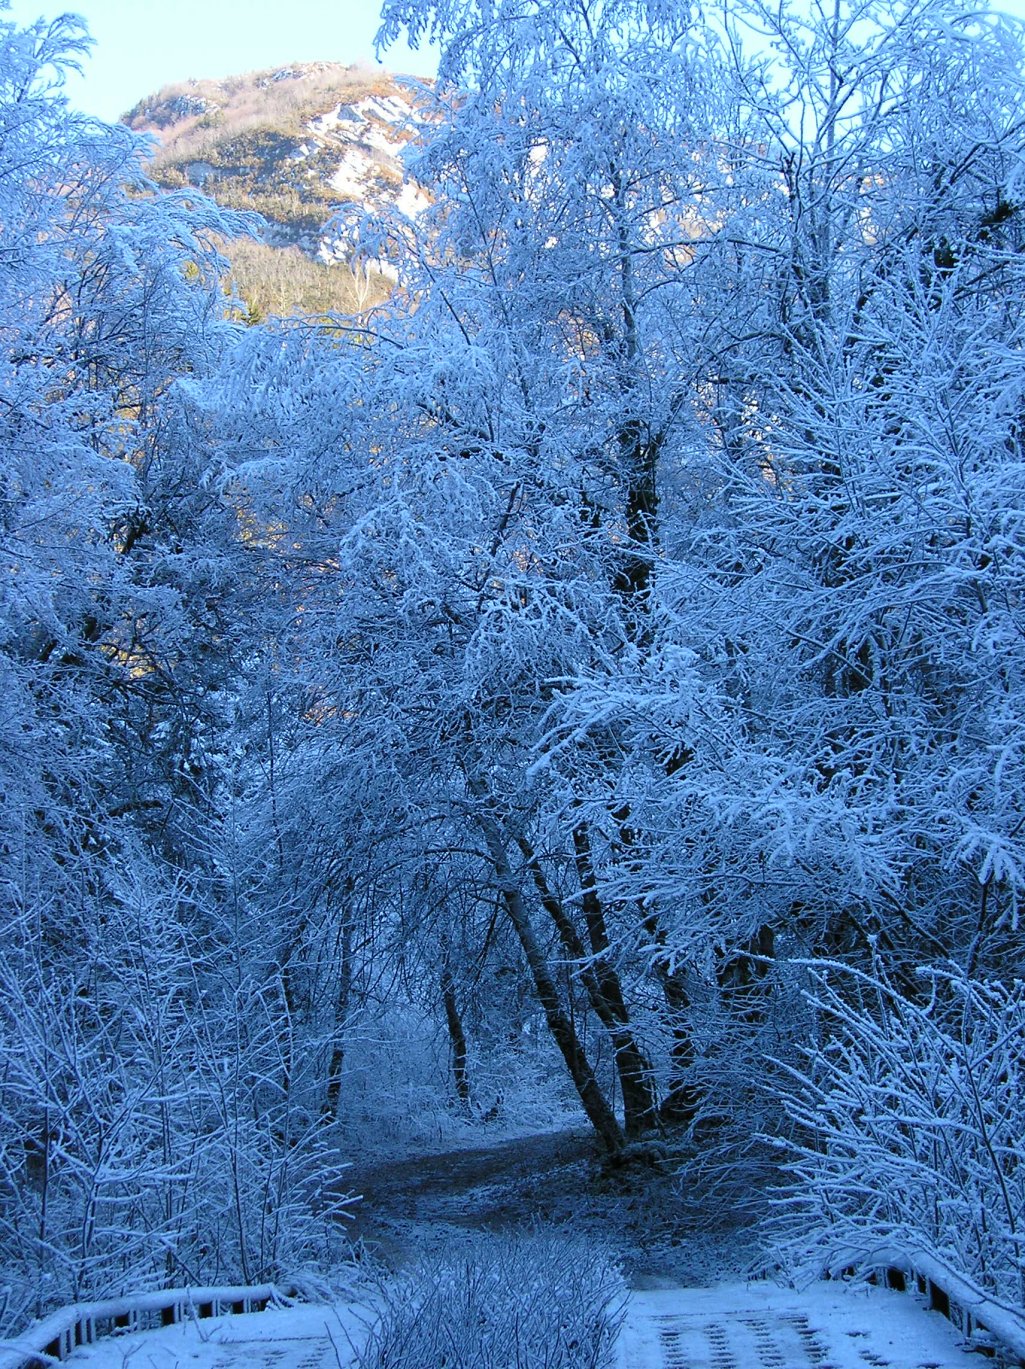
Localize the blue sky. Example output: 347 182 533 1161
2 0 438 122
4 0 1025 126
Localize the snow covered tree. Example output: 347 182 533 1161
358 0 1025 1151
10 0 1014 1265
198 0 754 1151
0 10 347 1326
199 0 1023 1161
542 0 1025 1172
670 0 1025 972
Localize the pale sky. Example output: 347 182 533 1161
1 0 438 122
4 0 1025 126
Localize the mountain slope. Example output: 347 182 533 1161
125 63 429 317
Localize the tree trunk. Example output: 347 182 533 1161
516 830 657 1137
441 962 471 1109
571 823 659 1137
469 785 624 1154
634 902 702 1127
323 920 354 1122
607 805 704 1129
654 963 703 1128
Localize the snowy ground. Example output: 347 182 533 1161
60 1301 371 1368
60 1278 984 1369
52 1132 990 1369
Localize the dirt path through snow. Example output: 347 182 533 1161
341 1126 751 1286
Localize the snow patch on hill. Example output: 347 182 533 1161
300 92 432 257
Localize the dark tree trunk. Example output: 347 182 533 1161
441 963 471 1108
571 823 659 1137
717 923 775 1024
323 917 354 1122
654 964 703 1128
470 788 625 1155
517 830 657 1138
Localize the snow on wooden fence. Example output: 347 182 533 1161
0 1282 297 1368
827 1246 1025 1368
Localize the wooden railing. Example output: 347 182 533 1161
827 1246 1025 1368
0 1282 297 1368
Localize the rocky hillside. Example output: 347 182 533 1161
125 63 430 318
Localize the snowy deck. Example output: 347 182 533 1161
33 1278 994 1369
617 1281 992 1369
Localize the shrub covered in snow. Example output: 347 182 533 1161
358 1230 625 1369
769 963 1025 1307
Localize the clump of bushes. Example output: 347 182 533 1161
769 962 1025 1307
358 1230 626 1369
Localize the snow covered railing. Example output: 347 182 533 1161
0 1282 297 1368
827 1246 1025 1367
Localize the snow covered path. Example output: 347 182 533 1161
617 1282 984 1369
59 1278 986 1369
